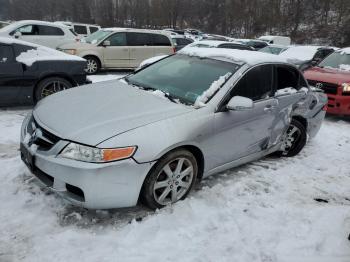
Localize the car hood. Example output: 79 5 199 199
33 81 194 146
304 66 350 85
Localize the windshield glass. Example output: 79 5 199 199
318 51 350 71
126 55 239 105
83 30 112 44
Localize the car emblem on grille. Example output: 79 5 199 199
315 82 323 89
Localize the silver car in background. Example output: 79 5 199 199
20 48 327 210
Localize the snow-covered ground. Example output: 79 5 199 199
0 74 350 262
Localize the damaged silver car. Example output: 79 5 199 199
20 48 327 210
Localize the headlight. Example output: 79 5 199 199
59 143 137 163
342 83 350 93
62 49 77 55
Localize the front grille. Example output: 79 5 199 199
27 117 61 151
307 80 339 95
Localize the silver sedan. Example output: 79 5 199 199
20 48 327 209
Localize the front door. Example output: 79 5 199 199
209 65 277 169
0 44 24 106
102 32 130 68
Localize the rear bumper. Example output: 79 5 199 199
326 94 350 115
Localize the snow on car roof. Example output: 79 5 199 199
178 47 288 65
0 37 85 66
190 40 233 47
0 20 70 32
279 46 322 61
340 47 350 54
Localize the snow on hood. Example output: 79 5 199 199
178 47 287 65
16 46 85 66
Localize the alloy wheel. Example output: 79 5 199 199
41 80 70 98
281 124 302 156
85 59 98 74
153 157 194 205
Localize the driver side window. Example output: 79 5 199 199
105 33 126 46
230 65 273 101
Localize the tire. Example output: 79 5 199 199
34 77 72 102
84 56 100 75
276 119 307 157
141 149 198 210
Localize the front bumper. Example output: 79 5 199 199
326 94 350 115
20 115 155 209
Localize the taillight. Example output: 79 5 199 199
322 104 328 111
172 47 176 53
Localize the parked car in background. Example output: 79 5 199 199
171 36 193 51
304 48 350 116
55 21 100 37
259 44 289 55
0 21 10 29
163 28 185 35
184 29 204 41
20 48 326 210
279 46 337 71
185 40 254 51
235 39 268 50
258 35 291 46
0 20 77 49
0 37 88 106
58 28 175 74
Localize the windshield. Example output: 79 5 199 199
83 30 112 44
318 51 350 71
126 55 239 105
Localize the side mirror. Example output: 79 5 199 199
14 31 22 39
102 40 111 46
227 96 254 111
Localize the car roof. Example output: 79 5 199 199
339 47 350 54
102 28 169 35
178 47 288 66
0 20 70 32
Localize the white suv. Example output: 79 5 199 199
0 20 77 49
58 28 175 74
55 22 101 37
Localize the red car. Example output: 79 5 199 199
304 48 350 115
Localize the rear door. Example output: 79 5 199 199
269 65 308 145
210 65 278 169
0 44 24 105
102 32 130 68
127 32 156 68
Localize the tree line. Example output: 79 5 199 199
1 0 350 47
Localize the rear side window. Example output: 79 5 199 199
275 65 300 91
89 27 99 34
152 34 171 46
38 25 64 36
74 25 88 35
127 33 152 46
231 65 273 101
106 33 127 46
176 38 192 45
11 25 36 35
0 44 14 63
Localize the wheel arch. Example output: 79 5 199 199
292 115 308 130
33 73 76 103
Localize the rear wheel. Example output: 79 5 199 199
84 56 100 74
277 119 307 157
141 149 198 210
34 77 72 102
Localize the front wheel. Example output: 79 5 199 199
141 149 198 210
34 77 72 102
84 56 100 75
277 119 307 157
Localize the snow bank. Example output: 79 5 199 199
16 46 85 66
179 47 287 65
195 72 232 107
